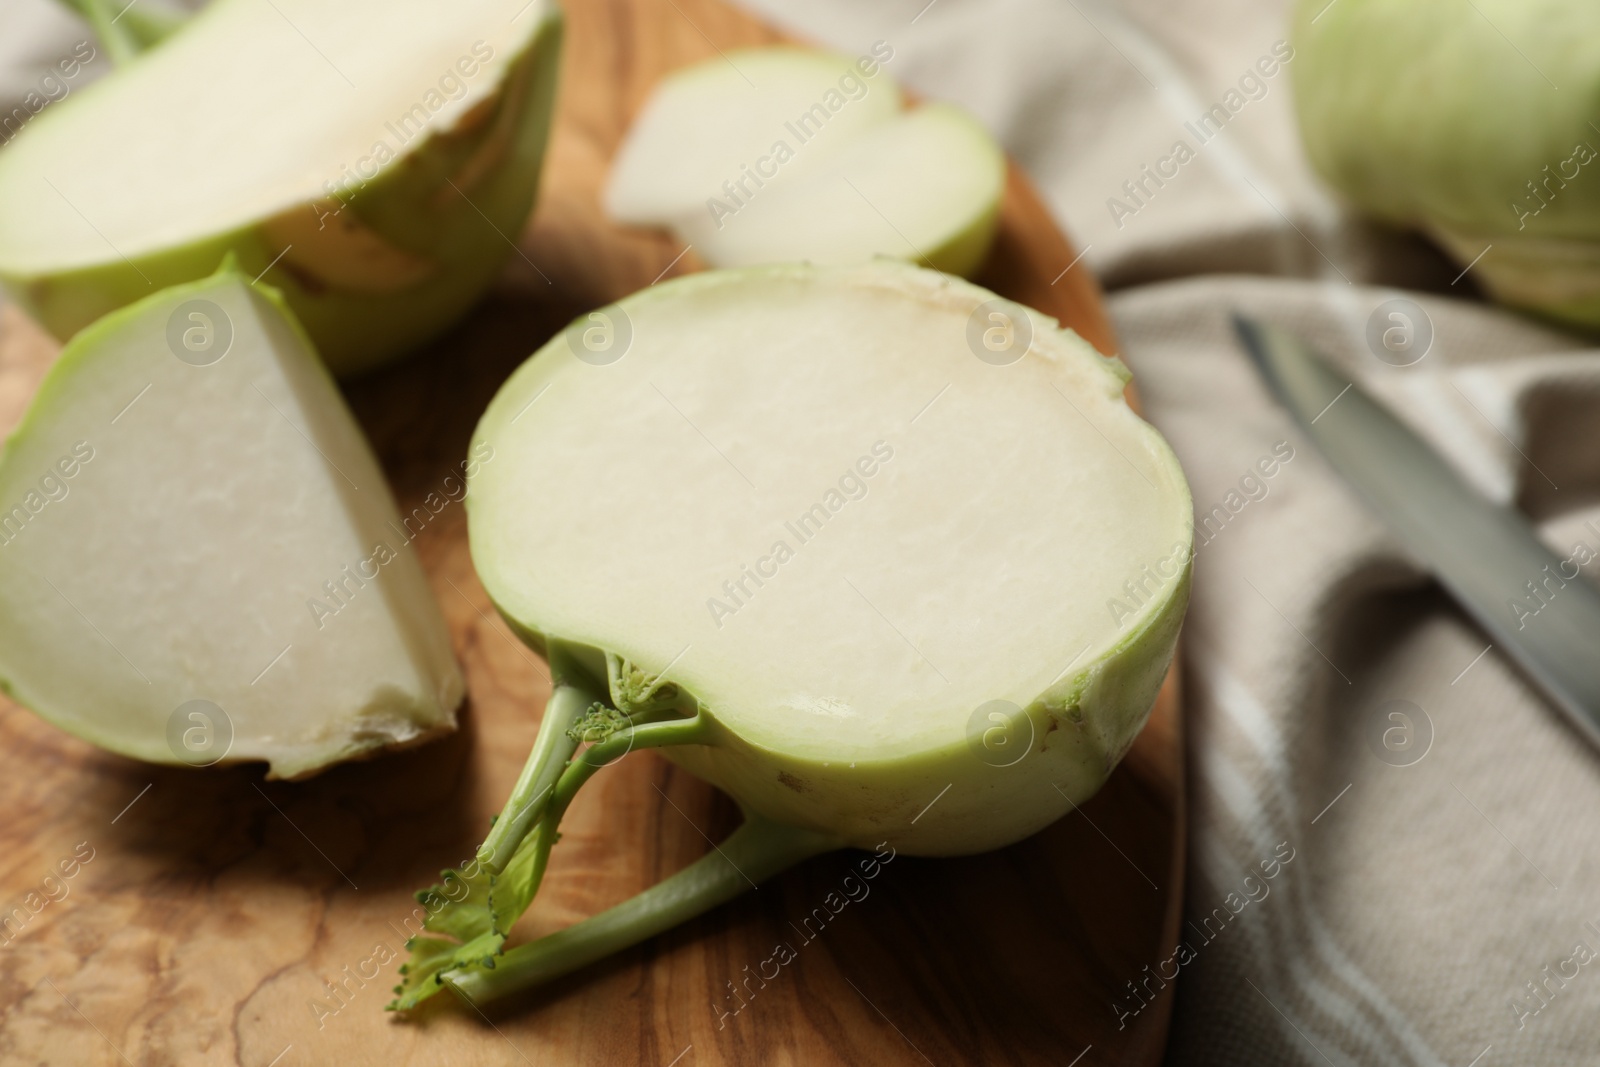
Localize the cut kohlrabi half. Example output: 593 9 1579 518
604 46 1005 277
0 266 463 779
0 0 564 376
392 261 1191 1011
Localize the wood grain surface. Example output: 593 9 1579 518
0 0 1184 1063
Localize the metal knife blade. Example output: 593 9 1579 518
1233 314 1600 749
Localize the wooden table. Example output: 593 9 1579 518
0 0 1185 1062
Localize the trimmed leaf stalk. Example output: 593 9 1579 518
391 649 777 1010
448 812 839 1005
476 680 593 872
55 0 188 64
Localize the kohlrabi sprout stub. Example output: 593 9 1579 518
1292 0 1600 331
392 261 1192 1011
0 0 564 376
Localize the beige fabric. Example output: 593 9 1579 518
723 1 1600 1064
6 1 1600 1062
0 0 112 141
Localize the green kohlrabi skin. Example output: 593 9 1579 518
1291 0 1600 329
389 262 1192 1014
3 0 564 377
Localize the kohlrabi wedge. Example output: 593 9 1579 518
1292 0 1600 330
0 0 563 377
0 266 463 779
603 46 1005 277
392 261 1191 1011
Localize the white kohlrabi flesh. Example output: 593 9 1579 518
603 46 1005 277
0 0 563 376
0 268 463 779
392 261 1191 1011
1292 0 1600 331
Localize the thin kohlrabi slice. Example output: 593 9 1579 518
2 0 563 376
393 261 1191 1011
602 46 1004 277
603 46 904 226
0 265 462 779
675 103 1005 277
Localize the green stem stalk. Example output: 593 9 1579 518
54 0 188 64
554 713 713 813
477 680 596 872
447 813 840 1005
493 713 715 914
394 664 729 1010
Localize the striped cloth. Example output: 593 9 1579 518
0 0 114 142
727 1 1600 1064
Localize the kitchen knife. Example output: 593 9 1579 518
1233 314 1600 749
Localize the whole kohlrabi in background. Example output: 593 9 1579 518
1291 0 1600 331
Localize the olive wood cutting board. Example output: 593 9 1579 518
0 0 1185 1063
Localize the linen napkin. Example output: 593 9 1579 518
0 0 114 132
